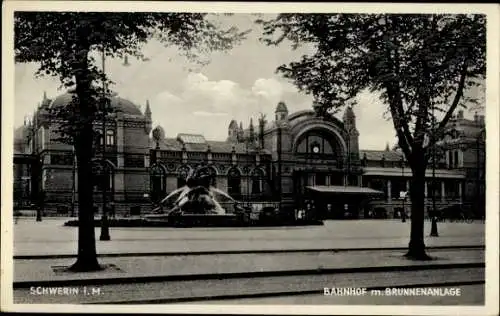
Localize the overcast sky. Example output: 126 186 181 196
14 13 484 150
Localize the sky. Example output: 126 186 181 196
13 13 484 150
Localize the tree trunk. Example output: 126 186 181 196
68 48 102 272
405 162 432 260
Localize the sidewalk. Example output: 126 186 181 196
13 219 485 257
14 248 484 286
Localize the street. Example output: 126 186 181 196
11 219 485 305
13 218 485 257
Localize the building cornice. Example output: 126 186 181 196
363 167 466 179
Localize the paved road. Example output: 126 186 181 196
13 219 484 256
14 248 484 284
13 267 484 304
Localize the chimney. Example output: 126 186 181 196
457 110 464 119
474 112 479 123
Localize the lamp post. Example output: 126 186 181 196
430 106 439 237
401 156 406 222
476 130 485 219
36 192 43 222
70 145 76 217
99 47 110 241
345 129 351 187
35 156 43 222
246 141 250 204
277 124 282 211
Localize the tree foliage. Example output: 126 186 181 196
14 11 248 271
15 12 249 143
258 13 486 259
258 13 485 166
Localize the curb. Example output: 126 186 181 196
14 245 485 260
13 262 484 289
92 280 486 304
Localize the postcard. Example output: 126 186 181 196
2 1 498 315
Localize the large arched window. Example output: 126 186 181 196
177 165 191 188
106 129 115 146
150 164 166 202
91 159 114 196
227 168 241 197
295 129 339 158
251 168 265 194
94 129 103 146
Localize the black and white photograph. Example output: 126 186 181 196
2 1 499 315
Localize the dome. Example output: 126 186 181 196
49 92 143 116
275 101 288 113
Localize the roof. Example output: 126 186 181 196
177 133 206 144
158 138 268 154
360 150 403 161
49 92 143 116
306 185 384 195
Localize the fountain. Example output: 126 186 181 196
145 166 250 225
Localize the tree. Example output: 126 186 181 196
15 12 248 271
258 14 485 259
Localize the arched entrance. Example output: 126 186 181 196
150 163 167 203
292 127 346 195
250 168 265 195
227 167 242 199
13 154 42 210
91 159 115 213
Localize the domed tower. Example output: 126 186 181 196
227 119 239 143
275 101 289 123
343 106 360 158
144 100 152 134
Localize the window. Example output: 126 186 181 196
92 161 113 192
251 168 265 194
367 178 387 199
94 129 103 146
391 178 406 198
295 130 338 157
427 180 441 198
445 180 459 199
454 151 459 168
106 129 115 146
227 168 241 197
150 164 166 202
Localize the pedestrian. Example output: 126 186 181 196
110 201 116 219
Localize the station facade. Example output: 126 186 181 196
14 91 485 218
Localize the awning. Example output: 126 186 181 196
306 185 384 196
